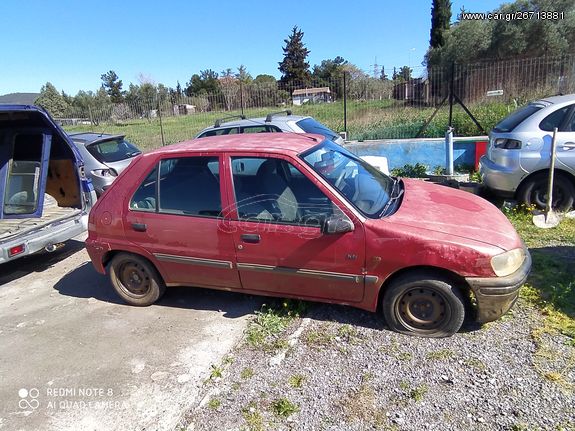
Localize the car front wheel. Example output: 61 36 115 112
382 272 466 337
109 253 166 306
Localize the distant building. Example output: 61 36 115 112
292 87 332 105
392 78 429 105
173 104 196 116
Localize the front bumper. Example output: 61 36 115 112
465 249 532 323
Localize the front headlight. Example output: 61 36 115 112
491 248 525 277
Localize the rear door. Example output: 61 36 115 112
0 130 52 219
123 154 241 289
555 105 575 173
223 153 366 303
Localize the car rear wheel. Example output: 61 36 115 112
109 253 166 306
382 272 466 337
518 173 575 211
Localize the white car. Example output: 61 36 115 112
196 110 345 146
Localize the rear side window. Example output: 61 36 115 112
130 168 157 212
130 157 221 217
539 106 570 131
198 128 239 138
296 118 339 141
241 125 281 134
493 104 542 132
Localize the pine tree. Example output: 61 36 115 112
430 0 452 48
100 70 124 103
35 82 69 117
278 26 311 89
380 66 388 81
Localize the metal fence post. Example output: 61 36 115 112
343 72 347 137
157 99 166 146
240 81 244 116
448 62 455 128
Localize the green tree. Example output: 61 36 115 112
426 0 575 67
312 56 347 98
185 69 220 96
430 0 452 48
278 26 311 89
35 82 69 117
100 70 124 103
236 65 253 83
380 66 388 81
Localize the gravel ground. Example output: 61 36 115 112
179 296 574 431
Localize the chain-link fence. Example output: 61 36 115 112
59 54 575 151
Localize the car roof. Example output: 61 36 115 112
69 132 125 145
537 93 575 106
200 114 310 131
146 133 325 157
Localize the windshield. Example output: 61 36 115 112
296 118 340 142
493 104 543 132
301 141 395 217
85 138 141 163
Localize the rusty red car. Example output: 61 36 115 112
86 133 531 337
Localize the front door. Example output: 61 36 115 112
124 155 241 289
225 154 366 303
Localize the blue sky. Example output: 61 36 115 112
0 0 504 95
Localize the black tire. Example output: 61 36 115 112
382 272 466 338
517 173 575 212
108 253 166 306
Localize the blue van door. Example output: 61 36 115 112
0 131 52 219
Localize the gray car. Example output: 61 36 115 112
479 94 575 210
69 133 141 196
195 110 345 145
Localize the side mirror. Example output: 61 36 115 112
321 216 354 234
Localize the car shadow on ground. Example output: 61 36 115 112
0 239 85 286
53 261 263 318
296 300 482 334
528 245 575 319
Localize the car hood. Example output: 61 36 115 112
385 179 522 251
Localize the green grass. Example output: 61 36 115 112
288 374 305 389
270 397 299 418
245 300 307 351
61 99 517 151
507 211 575 339
426 349 454 361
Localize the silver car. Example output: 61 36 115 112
69 133 142 196
196 110 345 145
480 94 575 210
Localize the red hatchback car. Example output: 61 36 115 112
86 133 531 337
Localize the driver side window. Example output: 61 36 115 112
231 157 335 226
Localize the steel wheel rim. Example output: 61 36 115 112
532 184 565 209
396 287 448 331
118 262 151 297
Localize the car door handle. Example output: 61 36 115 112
131 223 147 232
240 234 261 244
562 142 575 150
